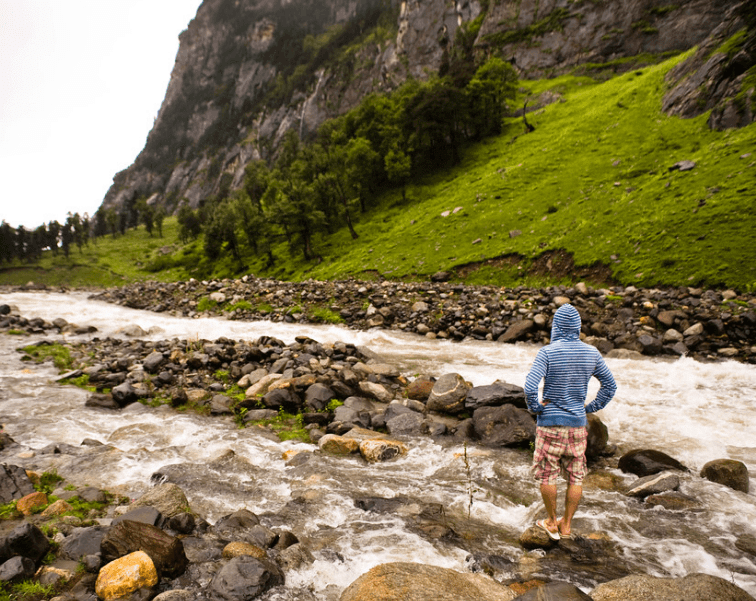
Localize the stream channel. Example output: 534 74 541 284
0 291 755 598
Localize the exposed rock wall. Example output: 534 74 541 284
100 0 743 218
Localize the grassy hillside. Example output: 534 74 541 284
3 52 755 291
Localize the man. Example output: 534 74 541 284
524 303 616 540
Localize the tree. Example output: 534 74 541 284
47 220 61 254
465 57 518 138
135 198 155 236
384 146 412 201
203 199 241 263
60 221 73 259
154 208 166 237
177 204 202 243
0 221 16 263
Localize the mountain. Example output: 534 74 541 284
99 0 754 217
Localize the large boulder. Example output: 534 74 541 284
101 520 188 578
131 483 190 518
95 551 158 601
465 381 526 411
304 383 335 411
339 562 517 601
60 526 109 561
586 414 609 458
700 459 749 493
426 374 470 415
624 472 680 498
512 581 592 600
0 523 50 564
472 405 536 447
618 449 687 477
590 573 754 601
0 464 35 504
209 556 284 600
497 320 534 343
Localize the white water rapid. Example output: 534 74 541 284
1 291 755 597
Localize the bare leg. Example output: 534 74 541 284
539 483 559 531
558 484 582 536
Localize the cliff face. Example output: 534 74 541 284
100 0 748 216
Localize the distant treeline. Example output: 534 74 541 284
2 46 518 268
175 53 518 267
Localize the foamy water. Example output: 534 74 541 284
1 291 755 596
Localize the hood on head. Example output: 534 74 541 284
551 303 581 342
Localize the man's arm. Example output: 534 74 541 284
524 348 548 414
584 354 616 413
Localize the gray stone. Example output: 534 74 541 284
497 320 534 343
101 520 188 578
142 351 165 374
625 471 680 498
426 373 470 415
210 556 284 600
386 412 427 436
131 483 190 518
591 573 753 601
0 464 35 504
618 449 687 476
304 383 335 411
465 381 526 411
472 405 536 447
0 556 35 583
700 458 749 493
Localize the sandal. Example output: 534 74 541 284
536 519 561 541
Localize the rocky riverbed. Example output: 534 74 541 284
75 277 756 364
0 296 754 600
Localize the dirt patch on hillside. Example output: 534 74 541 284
453 250 617 286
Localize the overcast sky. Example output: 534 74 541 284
0 0 203 228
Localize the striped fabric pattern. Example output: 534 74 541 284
524 304 617 427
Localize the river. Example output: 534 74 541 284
0 291 755 597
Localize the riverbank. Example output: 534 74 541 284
26 276 756 364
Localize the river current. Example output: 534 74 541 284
0 291 754 597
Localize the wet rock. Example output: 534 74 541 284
16 491 47 515
465 381 526 411
142 351 165 374
0 522 50 564
590 573 754 601
700 458 749 493
618 449 688 477
130 483 190 518
472 405 536 447
166 512 196 534
426 373 470 415
359 439 408 463
0 556 36 583
112 382 139 406
0 464 35 504
212 509 260 541
95 551 158 601
101 520 188 578
498 320 534 343
644 491 703 511
153 591 195 601
40 498 74 518
407 376 435 401
513 581 592 600
386 412 427 436
304 383 335 411
209 556 284 600
519 526 557 550
624 472 680 498
586 414 609 458
318 434 360 455
339 561 517 601
222 541 267 560
113 506 162 527
359 381 393 403
276 543 315 571
60 526 108 561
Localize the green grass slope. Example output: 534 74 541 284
2 52 754 291
292 51 754 290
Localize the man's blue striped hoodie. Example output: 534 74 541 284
524 303 617 427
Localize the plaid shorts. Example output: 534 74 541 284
532 426 588 485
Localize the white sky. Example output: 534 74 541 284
0 0 203 228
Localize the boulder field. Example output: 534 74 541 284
81 277 756 364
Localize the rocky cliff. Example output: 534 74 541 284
100 0 751 217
